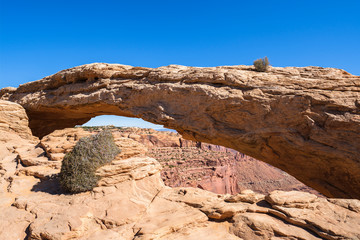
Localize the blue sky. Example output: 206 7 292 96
1 0 359 128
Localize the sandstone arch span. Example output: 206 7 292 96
1 63 359 199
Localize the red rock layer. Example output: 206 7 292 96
118 128 319 195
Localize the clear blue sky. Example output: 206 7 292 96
1 0 359 128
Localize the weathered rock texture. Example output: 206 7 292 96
1 63 359 199
116 127 319 195
41 127 317 195
0 100 35 140
1 100 360 239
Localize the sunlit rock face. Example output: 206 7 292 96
1 63 360 198
41 127 319 196
0 100 360 239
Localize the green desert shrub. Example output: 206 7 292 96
59 129 121 193
253 56 270 72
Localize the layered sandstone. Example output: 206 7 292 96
1 100 360 239
40 127 318 195
0 100 35 140
1 63 359 198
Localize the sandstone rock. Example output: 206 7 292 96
40 128 91 161
158 222 240 240
328 198 360 213
1 63 359 198
96 156 162 186
148 142 318 196
7 175 40 195
133 197 208 239
266 191 360 239
0 104 169 239
1 98 360 239
8 172 165 240
112 136 148 159
0 100 35 140
0 101 50 208
0 207 35 240
159 187 360 240
231 212 321 240
18 165 60 180
225 189 265 204
39 127 318 196
40 128 147 161
265 190 318 208
17 145 51 166
2 150 360 240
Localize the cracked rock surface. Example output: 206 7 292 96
1 63 359 198
0 100 360 239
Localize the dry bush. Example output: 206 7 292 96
253 56 270 72
59 130 121 193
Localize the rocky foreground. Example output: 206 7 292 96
1 100 360 239
1 63 359 198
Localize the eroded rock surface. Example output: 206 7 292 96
1 63 359 198
0 100 360 239
0 100 35 140
41 127 318 195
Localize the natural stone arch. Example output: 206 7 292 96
1 63 359 199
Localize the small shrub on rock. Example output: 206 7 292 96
59 129 121 193
253 57 270 72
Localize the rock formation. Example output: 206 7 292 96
1 99 360 239
41 127 317 195
1 63 359 198
116 127 319 195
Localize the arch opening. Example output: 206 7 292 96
81 115 177 133
62 115 320 196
